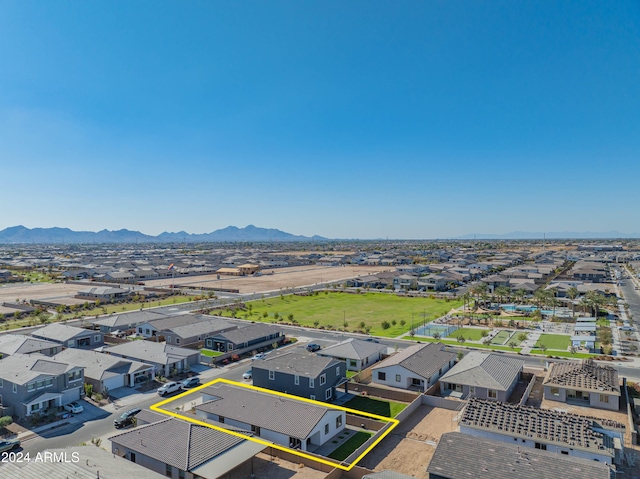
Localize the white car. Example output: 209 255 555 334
252 353 267 360
64 401 84 414
242 369 252 380
157 381 181 396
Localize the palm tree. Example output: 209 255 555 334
567 287 579 319
515 288 527 304
462 292 473 316
495 286 511 306
586 291 606 320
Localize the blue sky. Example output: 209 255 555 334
1 1 639 239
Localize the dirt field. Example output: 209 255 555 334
0 281 84 304
228 453 328 479
358 406 459 479
143 265 392 294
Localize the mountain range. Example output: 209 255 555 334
0 225 327 244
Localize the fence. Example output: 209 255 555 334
421 395 466 410
264 446 336 473
345 421 395 465
345 414 386 431
623 378 638 445
323 465 375 479
342 383 419 403
395 394 425 422
519 373 538 406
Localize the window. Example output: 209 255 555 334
309 378 314 388
68 370 82 382
219 416 225 423
166 336 171 344
395 374 401 382
251 425 260 435
599 394 609 403
138 328 143 333
0 379 3 388
320 374 326 385
165 464 172 477
31 403 40 412
44 378 53 387
377 372 386 381
336 415 343 428
535 443 547 450
469 386 475 395
294 375 299 385
310 395 315 400
561 451 569 455
550 387 560 396
12 383 17 394
130 452 136 463
94 335 101 342
349 360 357 368
269 370 275 380
175 338 180 344
325 388 332 400
27 382 35 392
325 424 329 434
487 389 497 399
336 366 340 376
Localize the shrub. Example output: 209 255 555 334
0 416 13 429
381 321 391 330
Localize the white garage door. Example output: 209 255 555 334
102 375 126 391
61 386 81 404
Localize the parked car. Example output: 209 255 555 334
242 369 252 380
64 401 84 414
252 352 267 360
181 377 201 389
306 343 321 352
157 381 181 396
0 438 20 453
114 408 142 429
365 338 380 343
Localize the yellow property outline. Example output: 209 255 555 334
150 378 399 471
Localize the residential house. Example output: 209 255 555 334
393 274 418 291
52 349 154 393
204 323 283 352
93 310 168 334
459 398 625 465
76 286 131 303
196 383 346 451
0 334 61 358
317 338 386 371
543 359 620 411
252 352 346 402
0 354 84 418
31 323 104 349
372 343 456 392
136 314 206 338
427 432 612 479
418 274 449 292
439 352 523 401
104 271 136 283
105 341 201 377
110 416 264 479
162 317 237 347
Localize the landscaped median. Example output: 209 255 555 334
150 378 399 471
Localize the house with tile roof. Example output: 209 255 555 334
543 359 620 411
31 322 104 349
427 432 612 479
204 323 283 353
0 354 84 418
318 338 386 371
0 333 61 358
196 383 346 451
252 351 346 402
105 341 200 377
458 398 625 465
439 351 523 401
371 343 456 392
109 415 264 479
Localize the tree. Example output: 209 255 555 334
0 416 13 430
517 332 528 342
539 343 548 354
381 321 391 330
508 341 517 350
567 287 579 319
433 332 441 340
287 313 294 322
313 320 320 328
495 286 511 305
456 351 464 361
456 335 466 345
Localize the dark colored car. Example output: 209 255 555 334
181 377 201 389
306 343 321 352
114 408 142 429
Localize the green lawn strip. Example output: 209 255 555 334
60 295 197 320
327 431 373 461
215 292 463 337
343 396 408 418
200 349 223 357
534 334 571 351
346 370 358 379
529 349 598 359
414 336 521 352
453 328 490 341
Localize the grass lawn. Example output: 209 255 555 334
328 431 373 461
415 336 522 352
453 328 490 341
343 396 408 418
346 370 358 379
534 334 571 351
10 270 55 283
216 292 463 337
530 349 597 359
61 295 197 320
200 349 223 357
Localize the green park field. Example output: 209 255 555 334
453 327 490 341
534 333 571 351
215 292 463 337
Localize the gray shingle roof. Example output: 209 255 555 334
164 317 235 338
318 338 386 361
93 310 167 329
109 417 248 470
105 341 198 365
544 359 620 394
212 323 282 344
0 334 59 355
144 315 205 331
428 432 611 479
198 383 334 439
32 323 95 342
0 354 77 384
51 349 152 381
439 351 523 391
251 351 342 378
372 343 455 380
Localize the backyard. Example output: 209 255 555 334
327 431 373 461
343 396 408 418
214 292 463 337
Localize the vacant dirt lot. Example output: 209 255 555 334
229 453 328 479
0 281 84 304
144 265 392 294
358 406 459 479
